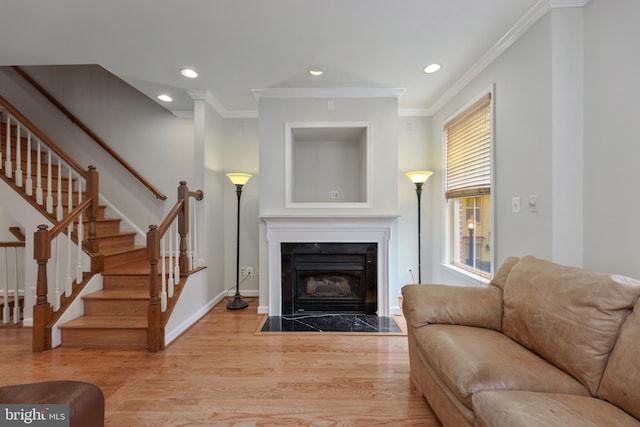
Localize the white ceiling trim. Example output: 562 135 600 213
251 87 406 101
550 0 591 7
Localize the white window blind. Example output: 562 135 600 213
445 93 491 200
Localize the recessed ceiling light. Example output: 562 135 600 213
180 68 198 78
307 67 324 76
423 63 442 74
157 94 173 102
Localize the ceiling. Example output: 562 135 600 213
0 0 546 117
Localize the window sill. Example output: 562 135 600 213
440 263 490 287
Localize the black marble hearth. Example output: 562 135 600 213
260 314 401 333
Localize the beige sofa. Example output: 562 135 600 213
401 255 640 427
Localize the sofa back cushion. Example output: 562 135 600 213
502 256 640 395
598 299 640 419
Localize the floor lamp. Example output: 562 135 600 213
226 172 252 310
405 171 433 283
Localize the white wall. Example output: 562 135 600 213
583 0 640 278
258 97 399 216
428 12 554 286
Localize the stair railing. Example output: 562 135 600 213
147 181 203 352
32 166 100 352
0 240 25 325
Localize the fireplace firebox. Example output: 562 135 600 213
281 243 377 315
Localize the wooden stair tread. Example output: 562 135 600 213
59 316 147 329
83 289 149 300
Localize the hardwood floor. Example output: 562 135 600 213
0 300 442 426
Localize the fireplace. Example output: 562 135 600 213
261 216 396 317
281 243 377 315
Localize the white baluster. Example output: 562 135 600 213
65 168 73 296
167 223 174 298
25 132 33 196
36 140 43 205
65 224 73 296
13 247 21 324
15 124 22 187
76 183 83 284
46 148 53 214
0 110 3 170
174 225 180 286
192 197 199 267
2 249 9 324
161 236 167 312
54 236 61 311
56 158 63 220
5 114 12 178
187 200 193 272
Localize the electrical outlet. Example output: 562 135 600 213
239 266 247 276
246 267 253 276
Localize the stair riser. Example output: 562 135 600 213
60 328 147 348
72 220 122 238
83 300 148 317
104 248 147 269
102 275 150 290
96 234 136 253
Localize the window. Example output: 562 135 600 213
445 92 492 277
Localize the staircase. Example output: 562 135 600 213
1 107 157 349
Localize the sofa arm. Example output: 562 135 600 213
401 284 503 331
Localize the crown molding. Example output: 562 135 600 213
550 0 591 7
251 87 405 101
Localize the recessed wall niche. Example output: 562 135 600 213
285 122 372 208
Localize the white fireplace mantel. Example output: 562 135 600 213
261 215 398 317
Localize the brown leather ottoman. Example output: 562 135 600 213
0 380 104 427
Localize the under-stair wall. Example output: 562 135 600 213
0 66 195 228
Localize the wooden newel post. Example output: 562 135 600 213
177 181 189 275
85 165 99 253
147 224 161 353
33 224 52 352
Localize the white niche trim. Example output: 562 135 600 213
285 121 373 208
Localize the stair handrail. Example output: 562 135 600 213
147 181 203 352
11 66 168 201
32 166 100 352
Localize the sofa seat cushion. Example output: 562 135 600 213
473 390 640 427
414 324 588 409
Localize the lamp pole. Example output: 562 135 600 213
405 171 433 283
226 173 252 310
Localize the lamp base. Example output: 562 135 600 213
226 294 249 310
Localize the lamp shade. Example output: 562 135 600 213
405 171 433 184
226 173 252 186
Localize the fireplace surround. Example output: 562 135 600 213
261 216 397 317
